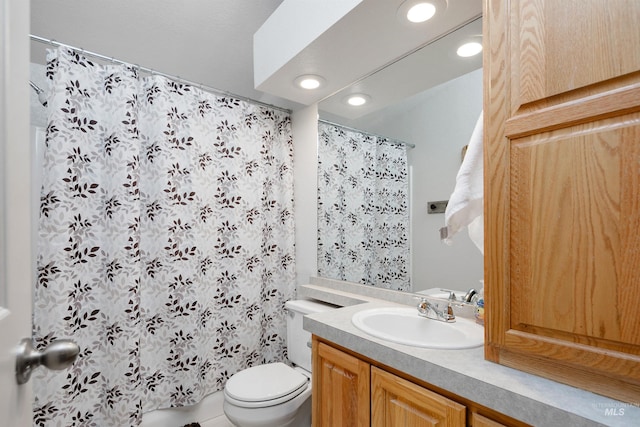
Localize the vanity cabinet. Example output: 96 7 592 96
484 0 640 402
312 337 523 427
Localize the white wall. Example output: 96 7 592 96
291 104 319 287
344 68 484 292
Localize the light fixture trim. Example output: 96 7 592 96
397 0 446 25
294 74 326 90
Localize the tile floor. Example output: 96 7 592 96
201 414 234 427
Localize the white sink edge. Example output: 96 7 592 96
351 306 484 350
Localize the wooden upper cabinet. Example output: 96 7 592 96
371 367 465 427
485 0 640 402
312 339 370 427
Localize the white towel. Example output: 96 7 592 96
440 111 484 254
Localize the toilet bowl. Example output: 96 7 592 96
223 363 312 427
222 299 334 427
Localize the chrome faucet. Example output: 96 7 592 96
463 288 478 303
439 288 478 304
417 298 456 323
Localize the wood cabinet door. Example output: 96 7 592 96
485 0 640 402
312 339 370 426
471 412 508 427
371 367 465 427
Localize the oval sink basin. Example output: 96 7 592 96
352 307 484 349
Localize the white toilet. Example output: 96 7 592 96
223 299 334 427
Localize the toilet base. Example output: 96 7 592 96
223 385 311 427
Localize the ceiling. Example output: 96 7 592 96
30 0 482 116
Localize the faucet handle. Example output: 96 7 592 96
413 296 428 304
445 304 456 321
415 297 429 314
439 288 458 301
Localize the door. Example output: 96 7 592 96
470 412 508 427
0 0 34 425
312 338 370 427
371 367 465 427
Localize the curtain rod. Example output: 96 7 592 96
319 119 416 149
29 34 292 115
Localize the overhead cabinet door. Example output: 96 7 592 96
485 0 640 403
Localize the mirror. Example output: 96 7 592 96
317 17 484 294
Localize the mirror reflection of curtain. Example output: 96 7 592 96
317 122 410 291
34 47 295 426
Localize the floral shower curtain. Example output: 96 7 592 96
33 47 296 426
317 122 410 291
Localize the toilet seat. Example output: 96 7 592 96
224 362 309 409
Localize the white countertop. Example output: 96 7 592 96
299 278 640 427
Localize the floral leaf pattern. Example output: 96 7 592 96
33 47 295 427
317 123 410 291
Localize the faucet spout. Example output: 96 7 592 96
463 288 478 303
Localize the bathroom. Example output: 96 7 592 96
3 0 640 426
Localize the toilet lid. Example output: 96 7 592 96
225 362 308 403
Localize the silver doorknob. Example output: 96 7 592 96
15 338 80 384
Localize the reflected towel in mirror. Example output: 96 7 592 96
440 111 484 254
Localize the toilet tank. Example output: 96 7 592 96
285 299 335 372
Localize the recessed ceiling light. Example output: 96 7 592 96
345 94 370 106
397 0 446 24
457 38 483 57
294 74 325 90
407 3 436 22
